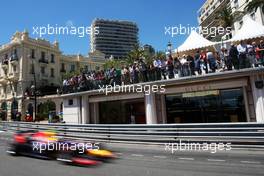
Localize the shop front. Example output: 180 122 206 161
98 99 145 124
166 88 247 123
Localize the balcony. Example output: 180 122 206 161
1 60 8 70
0 75 7 84
39 58 49 64
10 54 19 62
8 72 19 81
1 93 6 99
60 68 66 73
40 73 49 80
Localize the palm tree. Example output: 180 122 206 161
216 7 245 39
103 59 122 69
216 7 234 28
125 44 145 65
245 0 264 13
155 51 166 60
124 52 135 65
130 44 145 61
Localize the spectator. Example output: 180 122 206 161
180 55 190 77
187 55 195 75
257 40 264 66
173 57 181 78
206 49 216 73
194 50 201 75
138 59 148 82
200 50 208 74
229 44 239 70
248 42 257 68
153 58 161 80
166 55 174 79
237 41 250 69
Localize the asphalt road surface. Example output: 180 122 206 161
0 131 264 176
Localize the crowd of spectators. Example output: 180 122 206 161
62 40 264 93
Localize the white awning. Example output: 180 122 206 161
230 16 264 42
175 30 215 52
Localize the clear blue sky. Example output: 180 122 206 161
0 0 205 55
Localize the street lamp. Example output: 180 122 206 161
28 54 37 121
167 41 172 55
30 84 37 122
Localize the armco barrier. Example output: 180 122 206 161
1 121 264 149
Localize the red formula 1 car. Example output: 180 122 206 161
7 130 58 159
56 139 115 166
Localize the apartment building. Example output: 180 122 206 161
0 31 105 121
198 0 264 40
90 18 139 59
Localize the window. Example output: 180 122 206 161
68 99 73 106
51 54 55 63
50 68 54 77
30 64 35 74
13 49 17 56
41 66 45 74
41 51 45 60
31 49 35 59
234 0 239 9
239 20 243 29
250 12 255 20
84 65 88 71
13 83 17 93
70 64 75 72
13 65 16 72
3 86 6 95
61 63 65 69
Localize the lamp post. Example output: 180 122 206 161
167 41 172 55
28 54 37 121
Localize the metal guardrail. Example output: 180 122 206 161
1 121 264 149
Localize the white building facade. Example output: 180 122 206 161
0 31 105 121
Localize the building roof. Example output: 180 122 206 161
176 30 215 52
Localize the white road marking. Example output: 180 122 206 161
0 130 4 133
240 161 261 164
153 156 167 159
131 154 144 157
115 152 123 155
178 157 194 161
6 150 16 154
57 158 72 162
208 159 226 162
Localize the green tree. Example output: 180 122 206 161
245 0 264 13
61 70 80 80
103 59 122 69
37 100 56 121
216 7 234 28
155 51 166 60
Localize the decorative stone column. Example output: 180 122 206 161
145 93 158 124
250 74 264 123
81 95 89 124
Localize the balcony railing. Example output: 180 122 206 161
10 54 19 62
1 60 8 65
60 68 66 72
38 58 49 64
40 73 49 78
